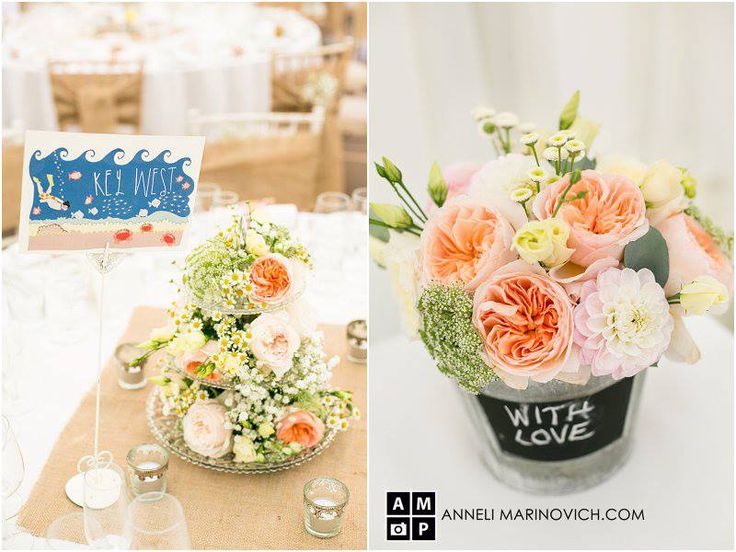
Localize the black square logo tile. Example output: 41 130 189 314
411 517 436 541
387 517 411 540
387 491 410 515
412 492 435 515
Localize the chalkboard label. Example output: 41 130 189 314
476 378 634 462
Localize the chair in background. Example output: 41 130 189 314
271 39 354 195
189 108 326 211
48 59 144 134
2 124 25 238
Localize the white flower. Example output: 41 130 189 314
547 133 568 147
679 276 729 315
543 147 569 161
472 106 495 121
245 230 269 256
383 231 422 338
250 207 271 224
564 140 586 154
182 400 233 459
509 187 533 203
639 160 689 225
518 122 536 134
150 325 175 342
574 268 674 379
493 111 519 128
248 311 300 379
596 155 647 185
527 167 546 182
232 435 258 463
167 330 207 355
469 154 554 230
520 132 540 146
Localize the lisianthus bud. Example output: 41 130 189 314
427 162 448 208
512 218 574 268
370 203 413 229
679 276 729 315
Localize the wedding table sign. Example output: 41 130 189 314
18 131 205 253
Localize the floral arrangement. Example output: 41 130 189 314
136 206 359 463
371 91 733 393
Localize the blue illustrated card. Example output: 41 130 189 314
18 131 205 252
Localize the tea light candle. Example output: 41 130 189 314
126 444 169 495
303 477 349 538
346 320 367 364
115 343 147 390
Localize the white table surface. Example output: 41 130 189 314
369 266 734 550
2 5 321 134
1 205 367 547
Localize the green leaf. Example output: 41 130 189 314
427 162 448 208
370 203 413 229
623 226 670 287
368 207 390 242
559 90 580 130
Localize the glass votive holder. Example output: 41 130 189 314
115 343 147 390
346 320 367 364
303 477 349 539
126 444 169 496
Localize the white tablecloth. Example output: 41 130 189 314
1 205 367 547
2 4 322 134
368 265 734 549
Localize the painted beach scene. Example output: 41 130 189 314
20 132 204 252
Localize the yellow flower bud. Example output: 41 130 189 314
245 230 269 256
512 218 574 268
679 276 729 315
258 422 275 438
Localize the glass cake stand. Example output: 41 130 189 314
185 278 306 317
145 391 338 474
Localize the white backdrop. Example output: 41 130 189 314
369 1 734 343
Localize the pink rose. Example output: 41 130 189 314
548 257 621 302
179 340 222 382
656 213 733 297
426 162 482 214
533 170 649 267
182 400 233 459
472 260 579 389
422 198 516 292
248 311 300 379
276 409 325 448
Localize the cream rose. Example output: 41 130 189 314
166 330 207 356
640 160 689 225
182 400 232 459
248 311 300 379
679 276 729 315
245 230 269 256
596 155 647 185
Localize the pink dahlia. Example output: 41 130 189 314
573 267 673 379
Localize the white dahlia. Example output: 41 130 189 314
573 267 673 379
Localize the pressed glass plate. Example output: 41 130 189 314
185 278 306 316
145 391 337 474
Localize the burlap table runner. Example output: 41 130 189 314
18 306 366 549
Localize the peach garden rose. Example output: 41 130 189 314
276 409 325 448
422 198 516 292
533 169 649 267
656 213 733 298
471 260 579 389
249 254 293 304
248 311 301 379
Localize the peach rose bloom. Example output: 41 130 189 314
656 213 733 297
179 341 222 382
472 260 579 389
533 170 649 267
276 409 325 448
182 400 232 458
250 254 292 303
422 198 516 292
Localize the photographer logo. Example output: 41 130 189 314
386 491 436 541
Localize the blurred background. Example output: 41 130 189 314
2 1 367 235
370 2 734 340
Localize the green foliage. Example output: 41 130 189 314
417 284 496 394
368 206 390 242
623 226 670 287
559 90 580 130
